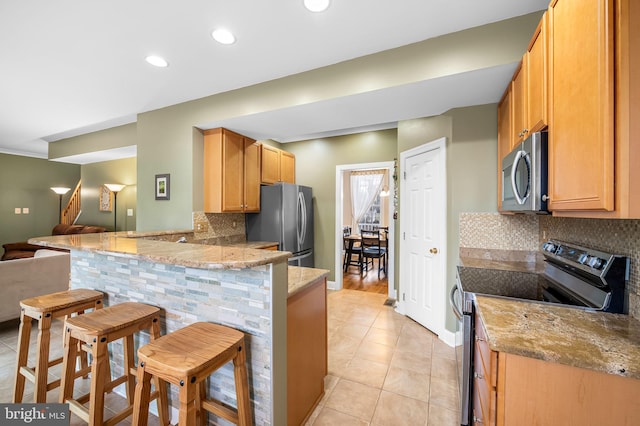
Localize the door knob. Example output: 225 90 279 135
429 247 438 254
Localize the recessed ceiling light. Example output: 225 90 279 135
145 55 168 67
211 29 236 45
304 0 330 12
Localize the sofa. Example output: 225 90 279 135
0 249 71 323
1 224 106 260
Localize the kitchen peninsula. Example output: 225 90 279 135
30 231 328 425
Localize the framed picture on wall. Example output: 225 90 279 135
99 185 113 211
155 174 170 200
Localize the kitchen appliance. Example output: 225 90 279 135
245 183 314 267
501 131 548 213
450 240 629 425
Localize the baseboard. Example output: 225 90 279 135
439 328 457 348
326 280 338 290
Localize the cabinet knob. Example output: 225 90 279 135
523 128 529 134
475 335 484 342
473 415 484 424
542 194 550 202
474 372 483 379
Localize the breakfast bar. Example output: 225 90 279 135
30 231 328 425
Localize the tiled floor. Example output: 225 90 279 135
306 289 460 425
0 289 459 425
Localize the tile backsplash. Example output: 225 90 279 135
459 213 640 320
192 212 246 244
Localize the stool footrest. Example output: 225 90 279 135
202 397 240 424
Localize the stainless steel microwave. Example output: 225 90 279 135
501 131 548 213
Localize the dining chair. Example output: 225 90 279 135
359 228 386 278
343 230 362 272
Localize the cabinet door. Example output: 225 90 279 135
497 89 512 211
511 61 527 147
548 0 614 211
526 13 548 133
244 138 261 212
261 144 280 184
221 130 245 212
279 150 296 184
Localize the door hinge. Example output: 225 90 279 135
403 293 405 301
403 232 405 240
403 171 407 180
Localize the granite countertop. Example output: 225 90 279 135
29 233 290 269
223 241 279 250
288 266 329 297
475 295 640 380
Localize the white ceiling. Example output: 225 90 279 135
0 0 549 161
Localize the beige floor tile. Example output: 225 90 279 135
390 350 432 374
371 315 405 334
328 333 362 358
312 406 370 426
429 376 460 412
342 357 389 388
427 403 460 426
364 327 400 348
340 322 372 340
354 339 395 365
371 390 428 426
432 337 456 360
430 355 457 382
324 379 380 422
396 332 433 355
383 366 430 402
328 351 353 377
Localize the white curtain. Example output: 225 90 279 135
350 171 384 231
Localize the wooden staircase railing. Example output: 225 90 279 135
61 181 81 225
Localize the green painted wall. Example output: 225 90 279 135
80 158 137 231
0 153 80 249
48 123 136 160
282 130 397 279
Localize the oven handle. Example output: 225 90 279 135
450 285 463 320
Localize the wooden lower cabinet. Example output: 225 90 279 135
475 310 640 425
287 277 327 425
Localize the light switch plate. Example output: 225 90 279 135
22 207 29 214
14 208 21 214
127 209 134 216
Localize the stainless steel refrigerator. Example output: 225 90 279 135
246 183 314 267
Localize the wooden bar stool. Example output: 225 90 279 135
13 288 104 403
132 322 252 426
59 302 169 426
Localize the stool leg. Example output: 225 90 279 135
13 310 32 403
88 339 109 426
124 334 136 404
132 362 153 426
59 328 79 404
33 313 52 402
197 380 207 426
150 318 170 426
179 381 198 426
233 345 253 426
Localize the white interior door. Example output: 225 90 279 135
400 138 446 335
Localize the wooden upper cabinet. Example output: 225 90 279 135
260 144 296 184
526 13 548 134
261 144 280 184
497 88 512 211
243 137 261 212
548 0 615 212
204 128 260 213
279 150 296 184
511 61 528 147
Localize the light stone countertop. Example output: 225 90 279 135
288 266 329 297
475 295 640 380
29 232 290 269
459 256 542 273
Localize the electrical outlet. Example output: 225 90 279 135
127 209 134 217
195 221 208 232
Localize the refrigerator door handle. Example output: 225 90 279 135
298 191 306 247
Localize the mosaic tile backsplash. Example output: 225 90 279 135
459 213 640 320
